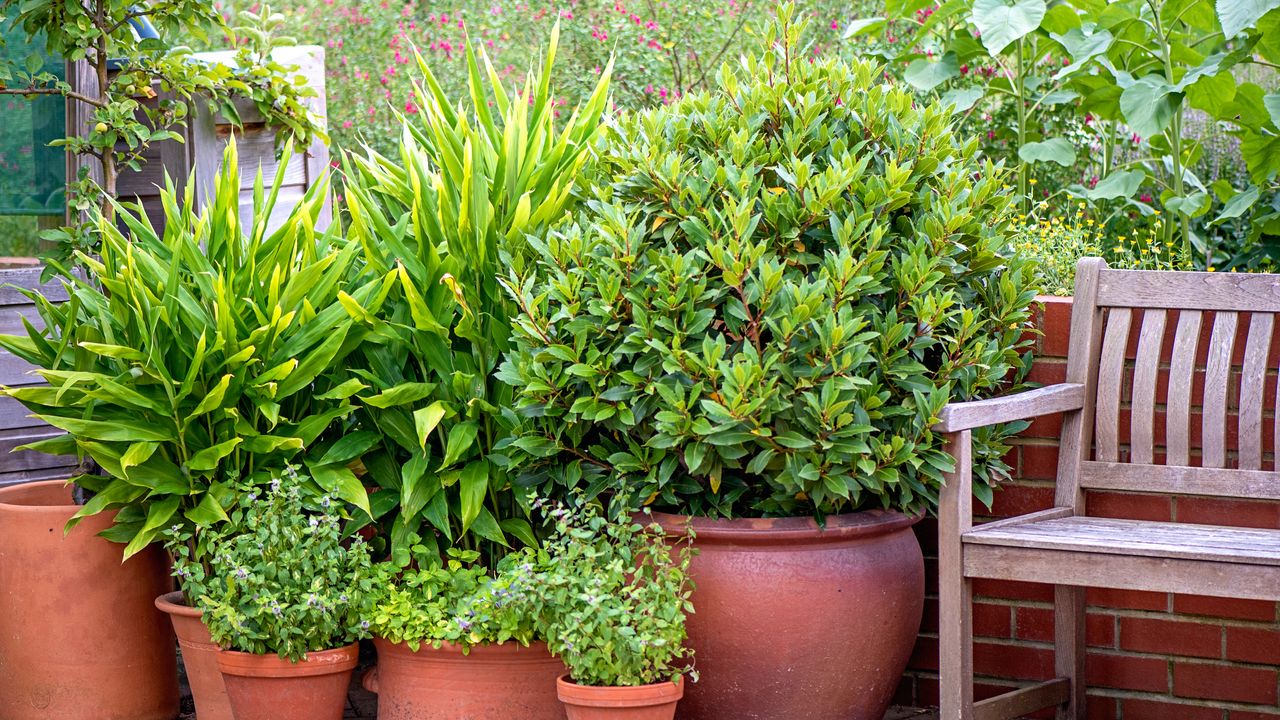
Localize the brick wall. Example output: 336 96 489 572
897 296 1280 719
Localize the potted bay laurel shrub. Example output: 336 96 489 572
338 27 609 720
362 549 564 720
0 139 383 720
528 501 695 720
169 469 375 720
497 6 1038 720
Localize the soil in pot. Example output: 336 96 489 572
654 510 924 720
557 674 684 720
0 479 178 720
369 637 567 720
216 643 359 720
156 591 233 720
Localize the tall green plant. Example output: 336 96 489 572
340 25 612 566
0 139 382 557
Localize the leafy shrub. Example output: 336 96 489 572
527 501 694 687
170 468 376 661
499 7 1039 518
0 139 382 556
365 549 540 651
340 27 610 564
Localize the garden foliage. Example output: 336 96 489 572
499 6 1038 518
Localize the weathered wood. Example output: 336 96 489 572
1094 309 1132 462
1097 269 1280 312
1239 313 1273 470
964 544 1280 602
1167 310 1203 466
936 384 1085 433
0 268 69 306
939 431 974 720
973 679 1070 720
1055 584 1086 720
977 507 1075 532
1130 309 1166 464
1202 311 1239 468
1079 461 1280 500
1056 258 1106 510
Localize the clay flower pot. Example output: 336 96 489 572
216 643 359 720
368 637 567 720
557 674 684 720
155 591 233 720
654 510 924 720
0 480 178 720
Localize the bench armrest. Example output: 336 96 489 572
935 383 1085 433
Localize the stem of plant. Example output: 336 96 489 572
1155 0 1194 265
1016 37 1028 213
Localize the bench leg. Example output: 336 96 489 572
1054 585 1087 719
939 572 974 720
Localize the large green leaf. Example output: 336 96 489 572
1018 138 1077 166
37 415 175 442
458 459 489 532
1217 0 1280 38
1051 25 1113 78
1120 77 1183 138
1088 170 1146 201
904 53 960 92
309 463 373 519
970 0 1047 55
1265 93 1280 129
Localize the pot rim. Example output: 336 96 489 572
216 643 359 678
556 673 685 707
373 636 553 658
648 509 920 544
155 590 200 618
0 479 81 512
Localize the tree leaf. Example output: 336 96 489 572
37 415 175 442
439 420 479 469
309 463 372 519
1088 170 1146 200
1213 186 1260 225
361 382 437 409
413 401 447 450
316 431 380 467
970 0 1047 55
1120 77 1183 137
940 87 984 113
1018 138 1077 166
187 438 243 472
904 52 959 91
1217 0 1280 38
458 459 489 533
1051 25 1113 79
1265 93 1280 129
843 16 887 38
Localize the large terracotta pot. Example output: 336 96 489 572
654 510 924 720
216 643 358 720
557 674 684 720
155 591 233 720
369 637 567 720
0 480 178 720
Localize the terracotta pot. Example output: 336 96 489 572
155 591 233 720
369 637 567 720
654 510 924 720
0 480 178 720
557 674 684 720
216 643 358 720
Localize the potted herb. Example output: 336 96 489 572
337 27 609 720
0 138 384 720
498 6 1038 720
362 550 565 720
170 468 374 720
529 501 695 720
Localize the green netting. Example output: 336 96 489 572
0 18 66 217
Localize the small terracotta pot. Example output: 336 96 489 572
369 637 567 720
216 643 359 720
0 480 178 720
654 510 924 720
557 674 684 720
155 591 233 720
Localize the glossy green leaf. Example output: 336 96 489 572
1217 0 1280 38
970 0 1047 55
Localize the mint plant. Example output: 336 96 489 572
499 6 1038 518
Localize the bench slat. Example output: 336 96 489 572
1240 313 1273 470
1168 310 1203 466
1095 309 1131 462
1098 269 1280 312
1080 460 1280 500
1203 311 1239 468
1131 309 1166 464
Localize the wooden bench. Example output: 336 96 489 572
935 257 1280 719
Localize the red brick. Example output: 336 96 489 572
974 641 1054 681
1088 612 1117 648
1011 607 1116 647
1020 444 1060 481
1086 652 1169 692
1120 616 1222 659
920 598 939 634
1028 359 1068 385
1227 626 1280 665
1087 587 1169 612
1087 491 1173 521
1038 297 1073 357
908 635 939 672
974 579 1054 603
973 602 1013 639
988 482 1054 520
1087 695 1118 719
1176 497 1280 529
1174 595 1276 622
1121 698 1223 720
1230 711 1280 720
1025 412 1063 439
1174 661 1278 704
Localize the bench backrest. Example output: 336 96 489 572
1059 258 1280 512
